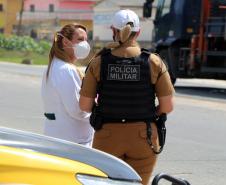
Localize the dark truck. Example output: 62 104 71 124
144 0 226 83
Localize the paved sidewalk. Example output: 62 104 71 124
175 78 226 89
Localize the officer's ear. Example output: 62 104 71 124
134 29 141 39
114 29 121 42
111 27 118 42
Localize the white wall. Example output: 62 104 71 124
93 0 155 42
93 0 118 41
93 11 117 41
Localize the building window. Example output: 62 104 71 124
49 4 54 12
0 4 3 11
30 4 35 12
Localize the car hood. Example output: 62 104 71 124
0 127 141 182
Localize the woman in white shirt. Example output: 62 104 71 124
41 23 93 147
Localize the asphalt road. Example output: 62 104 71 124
0 62 226 185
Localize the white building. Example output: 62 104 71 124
93 0 156 45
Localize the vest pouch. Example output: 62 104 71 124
90 104 103 131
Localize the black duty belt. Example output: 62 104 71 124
44 113 56 120
102 118 155 124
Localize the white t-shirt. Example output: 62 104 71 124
41 57 93 146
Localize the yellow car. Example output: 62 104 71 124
0 127 142 185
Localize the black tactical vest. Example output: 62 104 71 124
97 48 156 123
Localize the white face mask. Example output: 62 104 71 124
57 33 90 60
72 41 90 59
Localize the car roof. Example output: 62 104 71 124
0 127 141 182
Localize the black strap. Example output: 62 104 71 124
146 121 163 154
146 114 167 154
99 48 111 82
44 113 56 120
140 48 151 59
85 47 111 74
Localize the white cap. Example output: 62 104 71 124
112 9 140 32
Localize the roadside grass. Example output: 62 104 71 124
0 49 49 65
0 49 97 66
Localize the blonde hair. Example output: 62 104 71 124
91 23 138 60
106 22 138 49
46 23 87 79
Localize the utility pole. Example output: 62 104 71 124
17 0 24 36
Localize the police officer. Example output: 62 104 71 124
79 9 174 185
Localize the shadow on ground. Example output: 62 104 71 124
175 86 226 100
